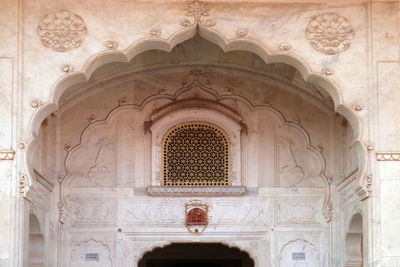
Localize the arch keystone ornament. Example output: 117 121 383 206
37 10 87 52
181 0 216 27
185 200 208 233
306 13 354 55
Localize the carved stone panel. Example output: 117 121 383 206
68 232 115 267
209 199 272 227
278 125 325 188
120 198 272 228
69 199 116 227
275 198 321 225
275 232 323 267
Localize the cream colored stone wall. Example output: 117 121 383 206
0 0 399 266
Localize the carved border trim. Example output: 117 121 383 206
376 152 400 161
0 150 15 160
34 169 54 192
337 169 358 191
147 186 246 196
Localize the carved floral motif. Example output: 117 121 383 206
19 172 32 195
104 40 118 49
38 10 87 52
181 0 216 27
306 13 354 55
236 28 248 38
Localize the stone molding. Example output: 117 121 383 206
33 169 54 192
376 152 400 161
0 150 15 160
147 186 246 196
337 169 358 192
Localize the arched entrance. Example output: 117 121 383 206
345 213 363 267
138 243 254 267
28 213 44 267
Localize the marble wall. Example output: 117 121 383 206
0 0 400 266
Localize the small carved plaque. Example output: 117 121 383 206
185 200 208 233
292 252 305 261
85 253 99 261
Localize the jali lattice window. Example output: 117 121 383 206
162 122 230 186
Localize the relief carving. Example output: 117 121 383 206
66 134 114 188
236 28 248 38
87 137 113 187
123 200 181 225
210 200 271 226
279 138 305 187
278 127 325 188
306 13 354 55
376 152 400 161
278 238 320 267
38 10 87 52
70 200 115 227
181 0 216 27
19 172 32 196
122 199 271 227
0 150 15 160
70 239 112 267
277 199 319 225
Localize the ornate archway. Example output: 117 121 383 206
25 25 367 192
138 243 255 267
20 24 369 267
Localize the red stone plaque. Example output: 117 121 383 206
187 208 207 225
185 200 208 233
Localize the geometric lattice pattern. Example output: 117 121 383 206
162 122 230 186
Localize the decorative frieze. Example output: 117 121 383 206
147 186 246 196
376 152 400 161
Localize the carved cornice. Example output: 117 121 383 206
376 152 400 161
33 169 54 192
147 186 246 196
337 169 358 191
0 150 15 160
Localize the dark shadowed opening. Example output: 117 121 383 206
138 243 254 267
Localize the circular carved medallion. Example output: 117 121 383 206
306 13 354 55
38 10 87 52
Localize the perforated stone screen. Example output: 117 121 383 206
162 122 230 186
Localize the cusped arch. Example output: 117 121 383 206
25 23 367 197
137 242 257 267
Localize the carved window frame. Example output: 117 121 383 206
149 108 243 191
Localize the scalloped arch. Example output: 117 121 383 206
137 242 257 267
25 23 367 191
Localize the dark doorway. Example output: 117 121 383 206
138 243 254 267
